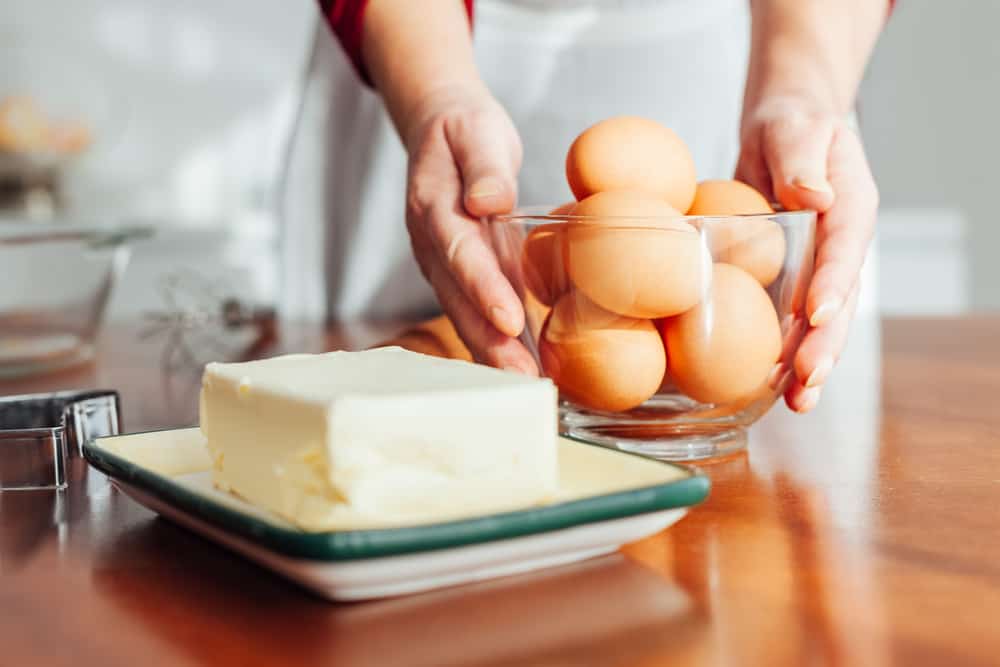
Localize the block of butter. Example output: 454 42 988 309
199 347 559 530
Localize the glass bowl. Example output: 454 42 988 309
0 221 150 378
488 206 816 461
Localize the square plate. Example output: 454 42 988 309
84 429 709 600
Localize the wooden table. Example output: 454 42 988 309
2 317 999 666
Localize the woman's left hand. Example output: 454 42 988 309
736 97 879 413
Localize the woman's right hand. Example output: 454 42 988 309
402 85 538 375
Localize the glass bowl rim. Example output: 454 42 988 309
490 205 816 227
0 222 154 246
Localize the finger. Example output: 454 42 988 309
423 250 538 375
766 313 808 391
407 131 525 338
762 112 837 213
785 382 821 414
424 200 525 338
734 129 775 202
793 279 861 389
444 110 522 218
805 125 879 327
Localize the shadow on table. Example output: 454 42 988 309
90 516 707 667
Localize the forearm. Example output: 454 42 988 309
362 0 483 149
744 0 889 118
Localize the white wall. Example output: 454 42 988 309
860 0 998 310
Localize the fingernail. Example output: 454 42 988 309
792 177 834 197
809 298 842 327
767 362 787 389
806 356 833 388
491 305 520 337
468 177 503 199
797 386 822 413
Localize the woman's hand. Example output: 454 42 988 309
403 85 537 374
736 97 879 413
739 0 887 412
360 1 535 373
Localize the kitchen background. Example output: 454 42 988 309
1 0 991 328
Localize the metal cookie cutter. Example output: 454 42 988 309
0 390 121 491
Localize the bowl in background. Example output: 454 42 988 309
0 221 150 378
489 206 816 461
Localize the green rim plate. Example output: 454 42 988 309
83 431 710 562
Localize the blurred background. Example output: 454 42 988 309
0 0 991 343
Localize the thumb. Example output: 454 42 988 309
444 110 522 218
762 113 837 213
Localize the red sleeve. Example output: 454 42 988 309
318 0 475 86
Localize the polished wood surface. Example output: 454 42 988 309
2 317 999 666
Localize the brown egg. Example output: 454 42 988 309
523 289 551 344
375 315 472 362
540 291 665 412
660 263 781 404
566 190 706 318
695 380 776 419
688 180 786 287
565 116 697 212
688 179 773 216
522 223 570 306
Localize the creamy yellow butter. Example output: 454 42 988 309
199 347 559 530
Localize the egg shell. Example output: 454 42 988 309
694 379 776 419
565 116 697 212
566 190 706 319
661 263 781 404
687 179 773 216
688 180 786 287
540 290 666 412
709 219 786 287
522 223 570 306
523 289 551 344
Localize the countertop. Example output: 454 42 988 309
1 315 999 666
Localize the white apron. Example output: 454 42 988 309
281 0 877 324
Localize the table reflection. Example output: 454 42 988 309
620 311 889 665
91 518 703 667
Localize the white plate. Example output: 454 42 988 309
86 429 709 601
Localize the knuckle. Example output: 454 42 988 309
407 115 446 161
425 201 455 244
406 183 451 238
405 186 430 223
406 172 443 225
443 108 489 142
446 227 474 268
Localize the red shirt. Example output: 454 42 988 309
317 0 474 85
